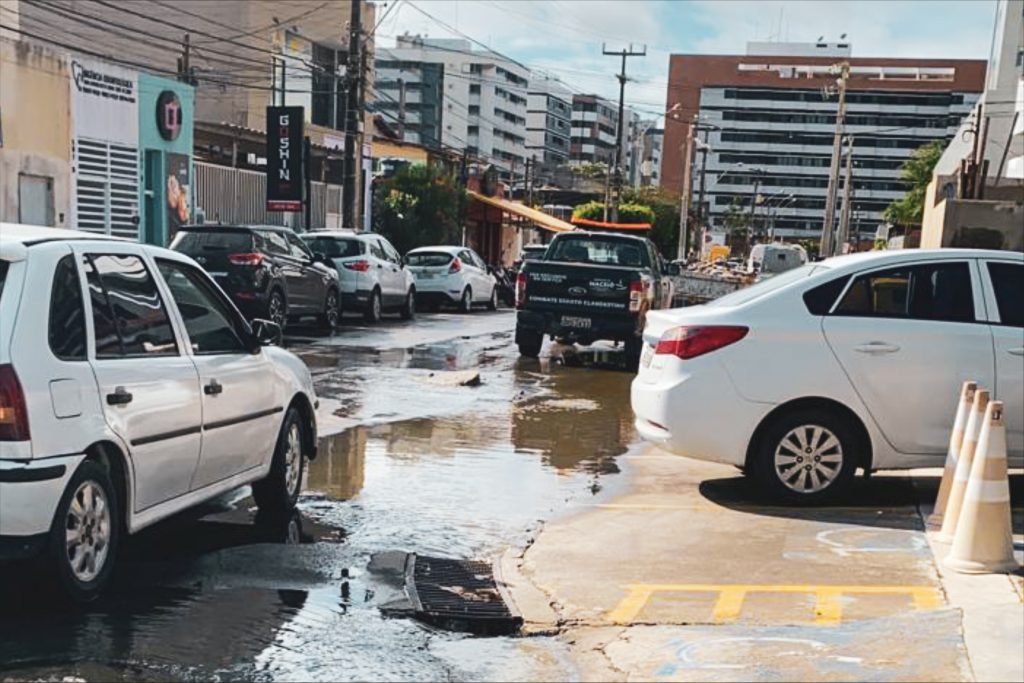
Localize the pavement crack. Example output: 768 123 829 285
591 626 629 681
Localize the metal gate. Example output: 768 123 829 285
194 161 342 230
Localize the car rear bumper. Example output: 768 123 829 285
630 354 769 467
0 453 85 538
342 288 372 310
516 309 639 343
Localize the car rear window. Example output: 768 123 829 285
547 237 648 267
706 263 827 308
170 230 254 254
305 236 364 258
407 252 453 267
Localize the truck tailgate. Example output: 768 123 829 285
523 261 637 314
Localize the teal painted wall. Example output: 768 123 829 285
137 74 194 245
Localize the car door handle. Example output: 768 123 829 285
854 342 901 355
204 380 223 395
106 386 133 405
1009 347 1024 357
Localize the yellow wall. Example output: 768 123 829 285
371 138 429 163
0 40 72 225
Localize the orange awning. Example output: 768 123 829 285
570 216 652 231
468 191 575 233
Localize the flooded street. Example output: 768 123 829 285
0 311 640 681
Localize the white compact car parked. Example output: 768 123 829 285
302 230 415 323
632 249 1023 504
405 246 498 312
0 224 319 599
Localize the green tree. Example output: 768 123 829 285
722 196 749 241
882 140 945 228
372 164 466 255
622 186 681 257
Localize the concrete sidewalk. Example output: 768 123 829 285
502 450 1023 682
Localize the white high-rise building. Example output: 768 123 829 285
374 36 530 177
526 74 573 169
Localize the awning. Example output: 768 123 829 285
468 191 575 233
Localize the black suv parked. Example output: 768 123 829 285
171 225 341 330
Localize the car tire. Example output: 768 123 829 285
48 460 120 602
400 289 415 320
459 287 473 314
750 408 859 505
318 288 340 331
486 286 498 311
266 289 287 329
517 328 543 358
624 336 643 370
253 406 308 515
364 288 382 323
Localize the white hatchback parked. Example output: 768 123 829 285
632 249 1023 503
405 246 498 312
0 224 319 599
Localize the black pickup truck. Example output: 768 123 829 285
514 231 677 362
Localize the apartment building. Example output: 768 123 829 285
374 36 530 176
662 42 986 239
638 124 664 187
526 74 574 170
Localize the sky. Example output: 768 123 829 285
376 0 999 119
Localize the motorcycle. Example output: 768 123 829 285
489 264 517 307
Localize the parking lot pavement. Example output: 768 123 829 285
504 449 1024 682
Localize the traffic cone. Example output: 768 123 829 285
944 401 1018 574
927 381 977 530
936 389 989 543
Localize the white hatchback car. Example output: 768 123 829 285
405 246 498 312
302 231 415 323
632 249 1023 503
0 224 318 599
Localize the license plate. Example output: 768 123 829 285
641 346 654 368
420 272 437 279
208 271 227 278
561 315 591 329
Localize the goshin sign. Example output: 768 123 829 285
266 106 304 212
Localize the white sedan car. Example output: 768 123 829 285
632 249 1023 503
0 224 318 599
405 246 498 312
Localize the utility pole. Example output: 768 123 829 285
694 123 715 239
746 170 763 253
527 155 536 206
603 43 646 222
676 119 695 260
820 62 849 258
836 137 854 253
177 34 196 86
397 78 406 141
342 0 362 230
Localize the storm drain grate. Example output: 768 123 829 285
404 553 522 635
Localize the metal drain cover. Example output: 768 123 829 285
402 553 522 635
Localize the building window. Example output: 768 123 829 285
470 84 481 94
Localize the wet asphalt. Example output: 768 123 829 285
0 309 637 681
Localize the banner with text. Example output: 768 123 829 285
266 106 304 212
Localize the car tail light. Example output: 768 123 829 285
654 326 749 360
343 260 371 272
629 280 650 313
515 271 527 309
0 364 30 441
448 258 462 274
228 252 265 266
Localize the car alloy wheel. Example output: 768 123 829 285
284 422 302 497
773 424 844 494
325 290 339 328
65 480 112 584
268 291 286 328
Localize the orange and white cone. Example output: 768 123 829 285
927 381 977 530
944 401 1018 574
936 389 989 543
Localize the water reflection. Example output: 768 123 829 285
511 361 633 474
307 428 368 500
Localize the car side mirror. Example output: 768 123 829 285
250 318 283 349
312 251 327 264
665 263 681 276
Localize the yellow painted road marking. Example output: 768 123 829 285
606 584 943 626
